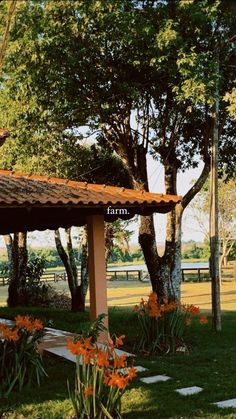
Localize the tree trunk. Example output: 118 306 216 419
139 214 163 295
78 226 89 312
55 229 77 311
210 81 221 332
151 155 210 302
7 232 27 307
3 234 13 277
155 203 183 301
55 229 85 311
128 145 162 295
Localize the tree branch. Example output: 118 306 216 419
182 159 210 209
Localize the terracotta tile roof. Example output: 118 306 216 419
0 169 181 233
0 169 181 207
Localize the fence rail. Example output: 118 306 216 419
0 265 235 286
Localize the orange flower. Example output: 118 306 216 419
84 386 93 397
104 373 110 385
127 367 137 381
199 316 208 325
114 354 127 369
15 315 34 332
182 304 187 313
97 350 109 368
161 300 178 313
185 318 191 326
107 372 128 389
149 303 161 318
0 325 19 341
115 335 125 347
32 319 44 331
67 339 85 356
189 305 200 316
83 337 93 350
149 292 158 303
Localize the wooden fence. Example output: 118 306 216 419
0 264 235 286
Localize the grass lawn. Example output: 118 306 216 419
0 307 236 418
1 279 236 310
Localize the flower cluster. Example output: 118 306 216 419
67 334 136 392
135 292 208 327
134 292 208 354
67 331 136 418
0 315 46 397
0 316 44 343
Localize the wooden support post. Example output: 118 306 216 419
198 269 201 283
87 215 108 335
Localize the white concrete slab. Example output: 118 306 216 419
140 375 171 384
45 343 134 364
213 399 236 408
175 386 203 396
45 346 77 363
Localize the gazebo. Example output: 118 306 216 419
0 169 181 328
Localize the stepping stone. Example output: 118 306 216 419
213 399 236 408
175 386 203 396
120 365 148 374
135 366 148 373
140 375 171 384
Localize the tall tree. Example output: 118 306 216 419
0 0 235 301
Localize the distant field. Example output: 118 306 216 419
0 280 235 311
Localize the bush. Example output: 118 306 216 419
19 256 48 306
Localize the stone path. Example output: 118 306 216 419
1 318 236 410
141 375 171 384
175 386 203 396
213 399 236 408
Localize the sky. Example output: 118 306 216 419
0 153 206 249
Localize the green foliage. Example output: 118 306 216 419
182 242 205 259
19 256 48 306
229 242 236 260
0 261 9 280
224 88 236 119
0 0 235 179
80 313 107 342
0 315 46 398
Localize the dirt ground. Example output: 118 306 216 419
0 280 235 311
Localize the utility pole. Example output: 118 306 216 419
210 53 221 332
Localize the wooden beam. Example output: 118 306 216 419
87 215 108 335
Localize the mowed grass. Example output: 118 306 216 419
0 307 236 418
1 280 236 311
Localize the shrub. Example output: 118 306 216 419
68 317 136 419
134 292 208 354
0 315 47 397
19 256 48 306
